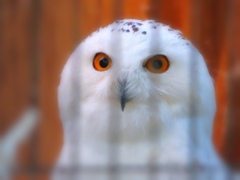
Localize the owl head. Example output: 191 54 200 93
58 19 216 136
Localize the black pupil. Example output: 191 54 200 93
152 59 163 69
99 57 109 68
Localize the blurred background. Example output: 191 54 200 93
0 0 239 179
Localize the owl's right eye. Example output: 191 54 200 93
145 54 169 74
93 53 112 71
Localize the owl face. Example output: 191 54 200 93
58 19 215 126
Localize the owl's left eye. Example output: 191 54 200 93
145 55 169 74
93 53 112 71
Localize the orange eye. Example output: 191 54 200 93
145 55 169 74
93 53 112 71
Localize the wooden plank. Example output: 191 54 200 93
76 0 149 40
190 0 229 78
0 0 31 132
213 41 229 159
224 0 240 169
0 0 17 134
77 0 116 41
189 0 230 159
38 0 74 167
0 1 34 179
207 0 231 164
122 0 149 19
149 0 191 37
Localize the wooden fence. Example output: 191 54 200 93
0 0 239 179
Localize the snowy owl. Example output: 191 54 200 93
54 19 227 180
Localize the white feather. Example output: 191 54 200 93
0 108 38 179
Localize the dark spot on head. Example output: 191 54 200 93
126 29 130 32
142 31 147 34
133 27 138 32
132 25 136 28
152 26 157 29
137 23 143 26
115 20 123 24
127 22 133 26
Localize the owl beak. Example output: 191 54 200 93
119 79 129 111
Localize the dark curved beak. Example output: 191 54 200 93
119 79 129 111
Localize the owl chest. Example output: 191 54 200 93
76 106 200 166
78 137 191 167
77 121 190 166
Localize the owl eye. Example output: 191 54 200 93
145 55 169 73
93 53 112 71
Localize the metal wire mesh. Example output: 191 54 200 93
0 0 239 180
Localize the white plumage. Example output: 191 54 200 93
54 19 226 180
0 108 38 180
